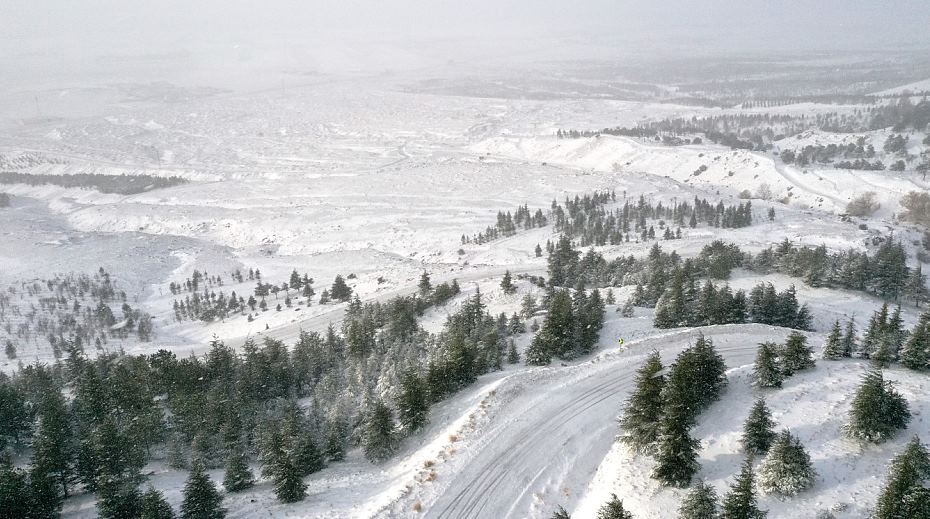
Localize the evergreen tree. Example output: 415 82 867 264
364 399 398 463
96 474 143 519
619 351 665 453
652 363 700 487
180 462 225 519
720 458 767 519
846 370 910 443
860 304 889 358
678 481 720 519
841 318 857 358
325 419 347 462
741 399 776 456
874 436 930 519
222 445 254 492
781 332 815 374
397 370 430 434
141 487 176 519
753 342 783 389
501 270 517 294
900 312 929 370
330 275 352 302
756 429 816 496
272 453 306 503
507 339 520 364
821 320 845 360
0 461 32 519
31 391 73 499
597 493 633 519
605 288 616 305
294 435 325 477
551 505 572 519
418 271 432 296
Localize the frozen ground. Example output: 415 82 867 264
2 68 929 517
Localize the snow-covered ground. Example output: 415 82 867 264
2 68 929 518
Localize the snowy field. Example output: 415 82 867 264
2 64 929 518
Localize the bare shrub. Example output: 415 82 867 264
846 191 880 217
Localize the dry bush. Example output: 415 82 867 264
901 191 930 227
846 191 880 217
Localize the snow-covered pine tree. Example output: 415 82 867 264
781 331 815 374
96 475 143 519
605 288 616 305
873 436 930 519
364 399 398 462
860 303 889 358
418 271 432 296
597 493 633 519
294 435 325 477
619 351 665 453
180 462 225 519
753 342 783 389
397 369 430 433
900 312 929 370
846 370 910 443
840 318 857 358
720 458 767 519
757 429 816 496
551 505 572 519
621 298 635 318
140 486 176 519
652 366 700 487
222 444 254 492
501 270 517 294
678 481 719 519
821 320 845 360
742 398 776 456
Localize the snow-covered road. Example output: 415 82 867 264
413 324 792 519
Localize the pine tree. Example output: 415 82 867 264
501 270 517 294
418 271 432 296
900 313 929 370
619 351 665 453
397 370 430 433
840 318 857 358
678 481 720 519
222 445 254 492
294 435 325 477
551 505 572 519
652 364 700 487
31 391 73 499
0 461 31 519
720 458 767 519
597 493 633 519
364 399 398 463
180 462 225 519
846 370 910 443
821 320 844 360
753 342 783 389
741 399 776 456
605 288 616 305
96 474 143 519
507 339 520 364
781 332 815 374
272 453 306 503
330 275 352 302
325 419 347 462
873 436 930 519
756 429 816 496
860 304 889 358
140 487 176 519
620 298 635 318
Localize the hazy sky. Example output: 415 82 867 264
2 1 930 88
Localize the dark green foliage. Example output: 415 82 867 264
96 474 143 519
847 370 910 443
272 454 306 503
0 171 187 194
753 342 783 389
222 446 254 492
678 481 720 519
397 369 430 433
874 436 930 519
619 351 665 453
31 391 73 498
364 399 398 463
780 332 815 374
551 505 572 519
141 487 176 519
821 320 845 360
181 462 225 519
501 270 517 294
0 380 29 449
0 461 32 519
741 399 776 456
900 311 929 371
330 275 353 302
418 271 432 296
720 458 767 519
325 419 347 462
756 429 816 496
597 493 633 519
525 286 605 364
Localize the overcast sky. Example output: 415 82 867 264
2 1 929 88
